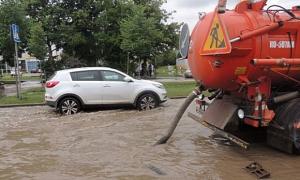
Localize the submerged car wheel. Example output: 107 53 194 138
59 97 81 115
137 94 158 111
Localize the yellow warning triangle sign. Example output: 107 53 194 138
201 9 232 55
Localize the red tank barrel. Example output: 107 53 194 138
186 0 300 153
188 0 300 90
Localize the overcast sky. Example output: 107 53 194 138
162 0 299 29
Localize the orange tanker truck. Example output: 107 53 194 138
157 0 300 154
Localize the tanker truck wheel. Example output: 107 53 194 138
267 98 300 154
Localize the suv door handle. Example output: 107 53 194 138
73 84 80 87
104 84 111 87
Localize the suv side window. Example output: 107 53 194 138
101 70 125 82
71 71 101 81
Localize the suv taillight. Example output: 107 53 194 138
46 81 60 88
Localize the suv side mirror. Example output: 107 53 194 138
124 77 133 82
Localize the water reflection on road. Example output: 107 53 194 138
0 99 299 179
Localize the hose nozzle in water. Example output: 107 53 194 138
155 87 202 145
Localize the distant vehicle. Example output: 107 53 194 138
176 58 193 78
183 69 193 78
30 69 42 73
45 67 168 115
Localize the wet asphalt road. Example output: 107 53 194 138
0 99 300 180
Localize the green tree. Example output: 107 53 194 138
28 22 47 60
120 4 163 61
0 0 180 75
120 1 180 70
156 49 177 66
0 0 29 66
60 0 131 68
25 0 65 61
59 0 105 66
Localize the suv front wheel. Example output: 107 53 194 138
58 97 81 115
136 93 158 111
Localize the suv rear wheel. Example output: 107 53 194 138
137 93 158 111
59 97 81 115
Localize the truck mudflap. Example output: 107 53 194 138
188 112 249 149
267 123 294 154
198 96 238 130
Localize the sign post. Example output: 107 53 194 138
11 24 21 99
0 55 3 77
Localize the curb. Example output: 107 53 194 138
0 98 187 108
0 103 46 108
169 96 187 99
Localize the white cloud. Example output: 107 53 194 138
162 0 300 29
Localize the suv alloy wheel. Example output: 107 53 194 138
137 94 158 111
59 97 81 115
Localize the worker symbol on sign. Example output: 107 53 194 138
201 9 232 55
210 23 225 49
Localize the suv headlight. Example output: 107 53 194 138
153 83 165 89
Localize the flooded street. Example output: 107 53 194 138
0 99 300 180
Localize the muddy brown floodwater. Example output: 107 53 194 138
0 99 300 180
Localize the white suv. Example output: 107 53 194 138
45 67 167 115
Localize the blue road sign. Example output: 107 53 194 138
179 23 190 58
11 24 21 43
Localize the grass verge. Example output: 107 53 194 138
156 66 179 77
162 81 196 97
0 74 42 82
0 87 45 105
0 82 196 105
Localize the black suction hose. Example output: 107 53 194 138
155 87 202 145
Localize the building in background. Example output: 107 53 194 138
0 53 41 74
19 53 41 73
